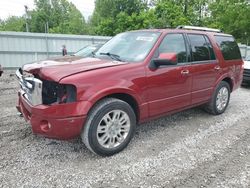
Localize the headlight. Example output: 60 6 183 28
42 79 76 105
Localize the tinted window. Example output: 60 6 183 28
215 36 241 60
204 36 216 60
157 34 187 63
188 34 212 62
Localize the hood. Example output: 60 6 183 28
23 56 128 82
23 56 86 71
244 60 250 69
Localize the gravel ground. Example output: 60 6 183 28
0 70 250 188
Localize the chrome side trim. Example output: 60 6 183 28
16 68 43 106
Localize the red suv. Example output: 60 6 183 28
16 26 243 156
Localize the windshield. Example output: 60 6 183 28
95 31 161 62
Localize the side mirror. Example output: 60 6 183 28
149 53 177 69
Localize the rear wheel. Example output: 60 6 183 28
205 81 230 115
81 98 136 156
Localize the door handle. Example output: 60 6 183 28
181 70 189 75
214 66 221 70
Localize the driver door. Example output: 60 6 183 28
146 33 192 117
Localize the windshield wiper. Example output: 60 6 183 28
100 52 123 62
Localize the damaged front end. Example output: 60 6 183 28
16 68 76 106
16 68 43 106
41 79 77 105
15 68 86 139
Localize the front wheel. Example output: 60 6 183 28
205 81 230 115
81 98 136 156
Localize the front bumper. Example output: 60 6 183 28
17 90 88 139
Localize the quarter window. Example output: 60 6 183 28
157 34 187 63
215 36 241 60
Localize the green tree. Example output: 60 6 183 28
90 0 149 35
155 0 209 27
91 0 206 36
29 0 87 34
1 0 249 43
95 9 159 36
0 16 26 32
92 0 148 20
154 0 190 28
207 0 250 43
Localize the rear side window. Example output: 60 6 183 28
188 34 216 62
215 36 241 60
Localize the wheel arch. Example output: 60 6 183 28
106 93 139 123
87 91 141 123
214 75 234 93
221 77 233 92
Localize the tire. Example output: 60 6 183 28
205 81 230 115
81 98 136 156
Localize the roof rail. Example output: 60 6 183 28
176 25 222 33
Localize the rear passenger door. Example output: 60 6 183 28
187 34 221 104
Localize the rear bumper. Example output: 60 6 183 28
17 90 88 140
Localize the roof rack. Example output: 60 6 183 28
176 25 222 33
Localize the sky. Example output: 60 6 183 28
0 0 95 20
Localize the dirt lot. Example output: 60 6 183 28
0 70 250 188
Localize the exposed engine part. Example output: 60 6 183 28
41 79 76 105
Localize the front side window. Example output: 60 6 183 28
188 34 212 62
156 33 187 63
95 31 161 62
215 36 242 60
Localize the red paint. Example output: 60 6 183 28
159 53 177 63
18 92 86 139
17 29 244 139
